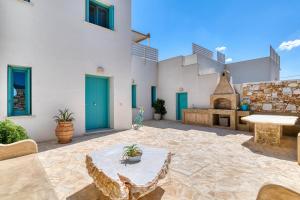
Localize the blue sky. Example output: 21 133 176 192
132 0 300 79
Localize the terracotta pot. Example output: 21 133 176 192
55 122 74 144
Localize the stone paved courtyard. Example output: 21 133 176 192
36 120 300 200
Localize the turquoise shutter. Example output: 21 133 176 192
7 67 13 116
151 86 157 106
132 85 136 108
85 0 90 22
25 68 31 115
109 6 114 30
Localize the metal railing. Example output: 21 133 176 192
132 43 158 62
270 46 280 66
217 51 225 64
192 43 213 59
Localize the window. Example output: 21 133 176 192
132 85 137 108
7 66 31 116
86 0 114 30
151 86 157 107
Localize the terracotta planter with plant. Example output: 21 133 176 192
54 108 75 144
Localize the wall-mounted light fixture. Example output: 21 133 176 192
97 66 105 74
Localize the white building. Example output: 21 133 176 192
0 0 280 142
0 0 133 141
134 43 280 121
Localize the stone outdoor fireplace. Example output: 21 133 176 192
209 71 239 129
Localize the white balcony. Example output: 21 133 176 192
132 43 158 62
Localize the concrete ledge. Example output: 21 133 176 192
0 139 38 161
298 133 300 165
257 184 300 200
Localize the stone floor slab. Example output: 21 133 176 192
3 120 300 200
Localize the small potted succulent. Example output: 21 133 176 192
54 108 75 144
122 144 143 162
153 99 167 120
240 100 249 111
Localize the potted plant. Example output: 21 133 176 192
122 144 143 162
240 100 249 111
153 99 167 120
133 107 144 130
54 108 75 144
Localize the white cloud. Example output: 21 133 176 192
225 58 233 63
215 46 227 52
278 39 300 51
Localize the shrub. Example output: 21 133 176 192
0 120 29 144
153 99 167 116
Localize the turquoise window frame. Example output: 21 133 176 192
7 66 32 117
132 85 137 108
85 0 114 30
151 86 157 107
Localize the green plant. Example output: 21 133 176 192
54 108 75 123
133 107 144 130
153 99 167 116
240 99 249 106
123 144 142 158
0 120 29 144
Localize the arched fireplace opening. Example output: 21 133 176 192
213 98 232 110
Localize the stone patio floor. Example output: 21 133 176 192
35 120 300 199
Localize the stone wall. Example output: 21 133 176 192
242 80 300 113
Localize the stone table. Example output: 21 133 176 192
242 115 298 145
86 144 171 200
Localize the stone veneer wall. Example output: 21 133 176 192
242 80 300 113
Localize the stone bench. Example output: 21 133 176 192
256 184 300 200
298 133 300 165
0 154 58 199
0 139 38 161
0 140 58 199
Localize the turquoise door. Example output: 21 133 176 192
176 93 188 121
85 76 109 131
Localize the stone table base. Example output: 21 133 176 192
86 145 171 200
254 123 282 145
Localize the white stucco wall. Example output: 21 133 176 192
226 57 280 84
131 56 158 120
0 0 132 141
197 54 224 75
158 56 220 120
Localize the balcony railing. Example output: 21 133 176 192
132 43 158 62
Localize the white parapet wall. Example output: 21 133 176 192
0 0 132 141
158 56 221 120
226 57 280 84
